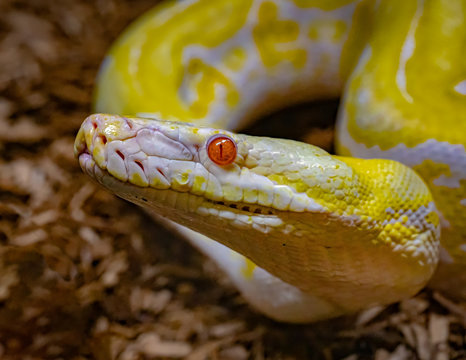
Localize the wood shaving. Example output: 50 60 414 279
1 0 465 359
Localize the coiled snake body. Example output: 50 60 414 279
75 0 466 322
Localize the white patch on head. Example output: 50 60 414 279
454 80 466 95
136 128 193 160
460 199 466 206
395 0 424 103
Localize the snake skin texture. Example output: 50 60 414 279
75 0 465 322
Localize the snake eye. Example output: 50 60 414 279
207 135 237 166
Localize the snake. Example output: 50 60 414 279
74 0 466 323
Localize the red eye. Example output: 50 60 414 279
207 135 237 166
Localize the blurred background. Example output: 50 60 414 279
0 0 464 359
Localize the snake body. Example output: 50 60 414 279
75 0 466 322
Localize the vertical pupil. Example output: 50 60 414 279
207 135 236 165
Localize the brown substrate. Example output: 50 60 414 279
0 0 465 359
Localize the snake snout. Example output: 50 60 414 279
75 113 200 189
74 114 138 180
75 114 135 155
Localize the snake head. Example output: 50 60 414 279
75 113 440 315
75 113 334 212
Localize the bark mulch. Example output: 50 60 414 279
1 0 465 359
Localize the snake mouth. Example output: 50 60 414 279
79 153 281 221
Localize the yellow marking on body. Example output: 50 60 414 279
339 0 376 81
253 2 307 69
342 0 466 149
184 58 240 118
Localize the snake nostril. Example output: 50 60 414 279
99 135 107 144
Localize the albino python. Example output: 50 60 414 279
74 0 466 322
